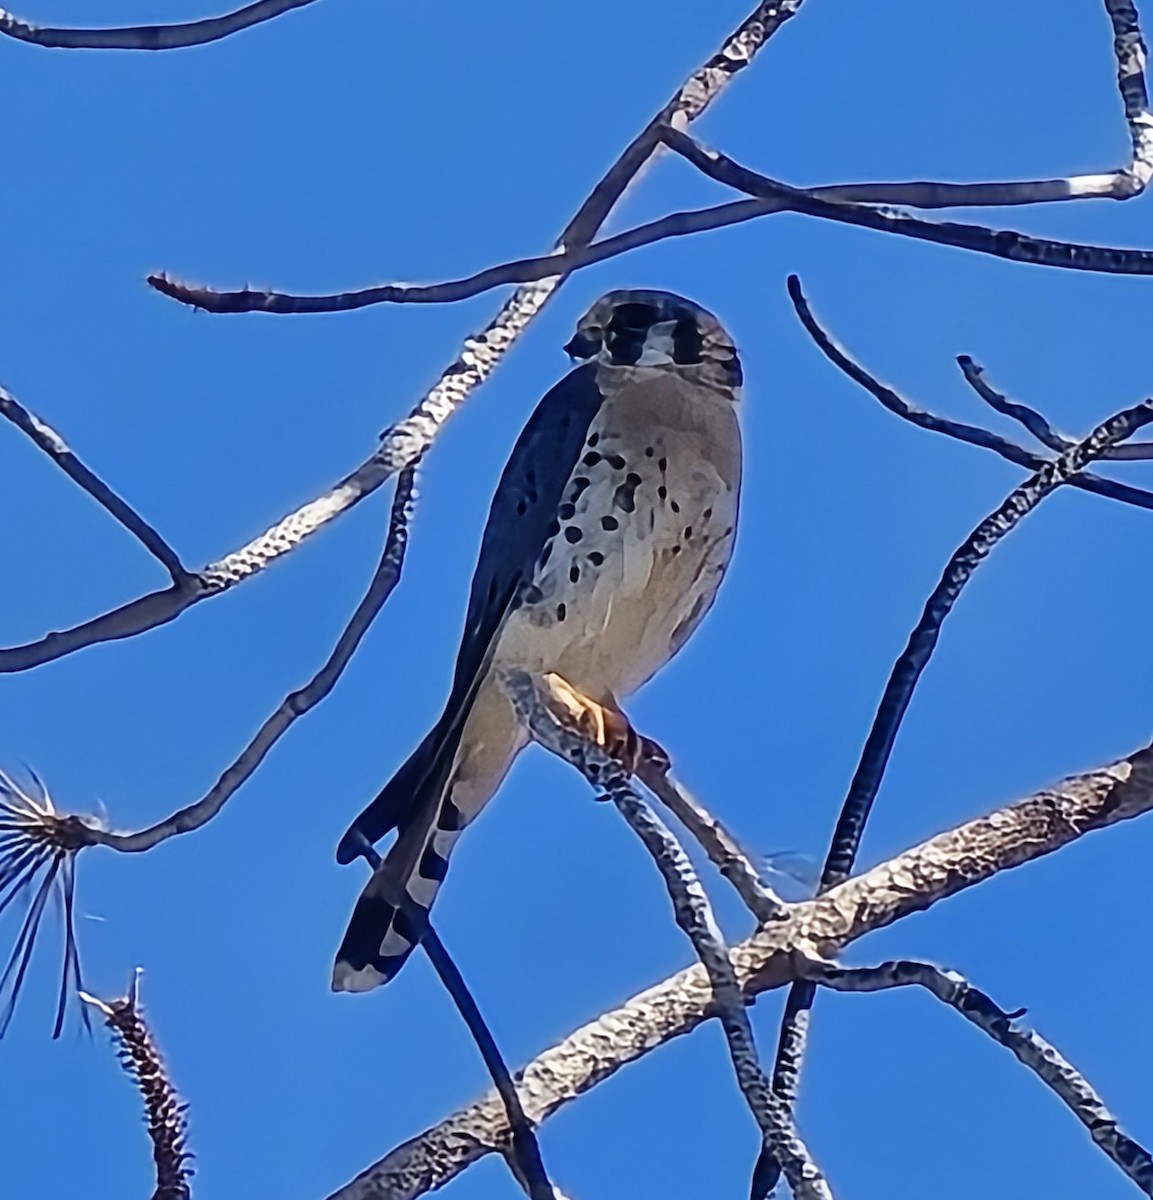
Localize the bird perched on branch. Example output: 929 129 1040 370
333 289 744 993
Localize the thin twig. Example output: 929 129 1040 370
0 384 188 582
423 927 559 1200
788 277 1153 512
663 127 1153 276
353 839 560 1200
802 958 1153 1196
149 2 1153 320
609 785 830 1200
0 0 321 50
817 332 1153 886
955 356 1073 452
500 671 831 1200
4 0 803 675
81 972 193 1200
635 759 783 923
757 284 1153 1194
0 474 414 1030
147 163 1153 314
957 356 1153 460
82 467 415 854
329 741 1153 1200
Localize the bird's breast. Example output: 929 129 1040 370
492 371 741 700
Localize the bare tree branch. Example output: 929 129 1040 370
75 467 416 855
3 0 804 674
82 972 193 1200
662 127 1153 276
0 0 322 50
148 0 1153 317
955 356 1074 452
0 383 188 582
755 281 1153 1194
827 394 1153 891
957 356 1153 461
801 958 1153 1196
788 277 1153 513
637 759 783 923
421 925 560 1200
0 473 414 1025
328 741 1153 1200
1105 0 1153 195
501 671 830 1200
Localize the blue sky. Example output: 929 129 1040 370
3 1 1153 1197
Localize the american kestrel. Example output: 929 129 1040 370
333 290 743 992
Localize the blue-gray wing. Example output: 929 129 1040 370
336 361 604 860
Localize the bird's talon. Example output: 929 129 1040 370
541 673 648 774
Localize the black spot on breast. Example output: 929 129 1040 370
671 545 682 556
607 453 627 471
657 485 668 501
588 551 605 566
569 563 580 583
703 507 713 521
523 584 544 605
684 526 693 540
571 476 590 498
670 500 681 514
564 526 583 544
601 515 619 531
556 603 566 621
645 446 655 457
539 543 553 568
583 451 601 467
613 472 642 513
559 502 576 520
587 431 600 447
658 456 668 473
548 518 560 536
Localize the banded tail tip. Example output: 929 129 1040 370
332 961 389 993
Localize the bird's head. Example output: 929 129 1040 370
564 290 742 397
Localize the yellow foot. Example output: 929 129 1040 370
541 674 666 775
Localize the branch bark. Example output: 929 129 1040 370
327 741 1153 1200
1 0 805 675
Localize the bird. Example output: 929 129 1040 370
332 289 744 993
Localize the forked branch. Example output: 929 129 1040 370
800 958 1153 1196
755 278 1153 1194
329 740 1153 1200
502 670 829 1200
2 0 806 677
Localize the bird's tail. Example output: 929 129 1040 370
331 805 467 992
332 718 467 992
